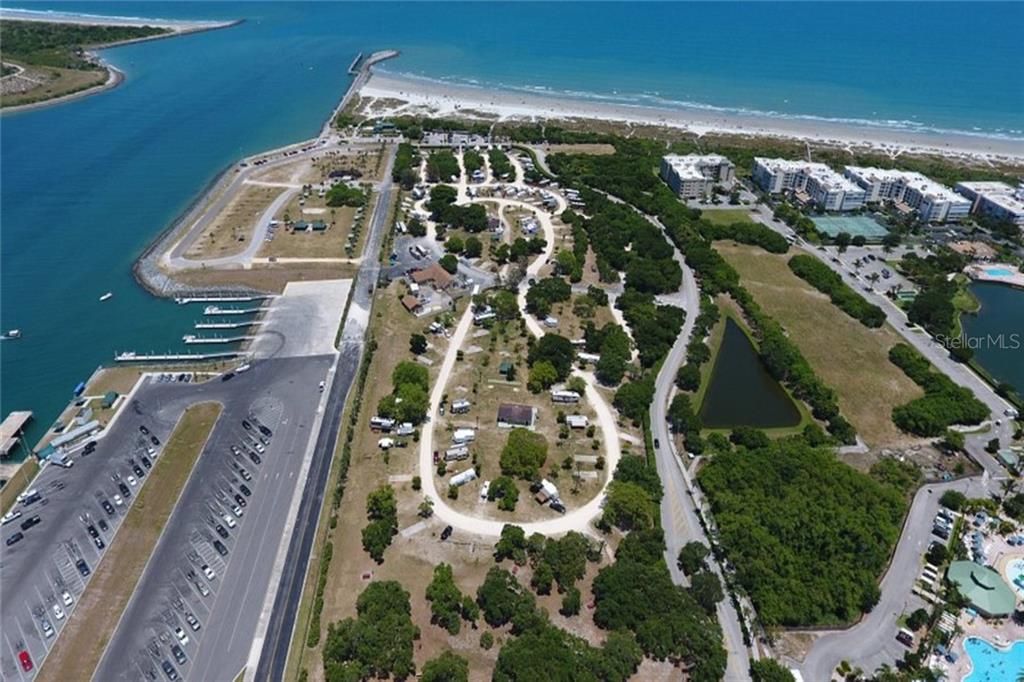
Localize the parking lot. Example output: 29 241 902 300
1 381 181 679
91 355 332 682
0 355 332 681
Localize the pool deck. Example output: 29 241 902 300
964 263 1024 288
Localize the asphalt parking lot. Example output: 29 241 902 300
0 379 197 680
90 355 332 682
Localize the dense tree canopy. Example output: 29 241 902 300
500 428 548 479
788 254 886 328
698 439 905 626
888 344 988 436
527 334 575 379
323 581 419 681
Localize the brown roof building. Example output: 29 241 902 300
411 262 454 290
401 295 422 314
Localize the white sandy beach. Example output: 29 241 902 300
0 7 235 33
360 72 1024 162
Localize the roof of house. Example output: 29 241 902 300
497 403 534 425
947 561 1016 617
400 295 421 312
410 262 453 289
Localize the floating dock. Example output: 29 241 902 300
114 351 240 363
203 305 265 316
183 334 253 345
176 294 274 305
194 320 264 330
0 411 33 458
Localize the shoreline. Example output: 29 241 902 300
0 11 241 115
360 71 1024 162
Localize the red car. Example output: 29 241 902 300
18 650 33 672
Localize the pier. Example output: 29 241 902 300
321 48 400 138
114 351 241 363
347 52 363 75
183 334 253 345
194 320 264 330
203 305 265 316
177 294 274 305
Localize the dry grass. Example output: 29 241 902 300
259 206 360 259
172 264 356 294
0 458 41 515
37 402 222 682
186 185 283 259
538 143 616 156
717 242 923 447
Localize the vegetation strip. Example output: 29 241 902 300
37 402 222 682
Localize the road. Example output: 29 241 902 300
643 213 752 681
91 357 334 682
799 476 989 680
251 144 397 682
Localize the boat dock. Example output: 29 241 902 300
0 411 33 458
203 305 265 316
194 320 264 330
182 334 253 345
176 294 275 305
114 351 241 363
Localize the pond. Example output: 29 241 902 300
699 318 802 429
961 282 1024 396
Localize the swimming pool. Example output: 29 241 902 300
1005 558 1024 599
964 637 1024 682
984 267 1015 277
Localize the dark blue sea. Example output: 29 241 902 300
2 1 1022 452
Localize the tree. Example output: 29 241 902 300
410 333 428 355
488 475 520 511
421 651 468 682
942 429 965 453
527 360 558 393
527 334 575 379
494 524 528 565
322 581 418 681
1003 492 1024 522
392 360 428 391
601 480 656 531
499 429 548 479
530 561 554 595
476 567 533 628
940 489 967 512
464 236 483 258
906 607 929 631
445 235 465 254
750 659 796 682
986 437 1001 454
925 542 948 566
612 377 655 423
834 232 852 253
688 570 724 613
426 563 474 635
362 486 398 563
677 542 710 576
560 587 581 617
675 363 701 391
439 253 458 274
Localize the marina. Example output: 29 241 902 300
114 350 241 363
194 320 264 329
175 294 275 305
204 305 266 315
182 334 253 345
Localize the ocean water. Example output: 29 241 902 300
1 1 1022 454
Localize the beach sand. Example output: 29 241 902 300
0 8 234 33
359 71 1024 162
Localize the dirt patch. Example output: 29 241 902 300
186 185 283 259
718 242 923 447
539 143 616 156
37 402 222 682
171 264 357 294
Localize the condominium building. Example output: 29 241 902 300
660 154 736 199
844 166 971 223
955 181 1024 227
752 158 865 212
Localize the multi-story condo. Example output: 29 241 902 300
660 154 736 199
752 158 865 211
844 166 972 223
955 181 1024 227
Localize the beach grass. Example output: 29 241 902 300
36 402 222 682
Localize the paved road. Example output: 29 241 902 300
799 476 989 680
0 384 179 682
91 357 334 682
251 145 397 682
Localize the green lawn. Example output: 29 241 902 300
700 208 757 226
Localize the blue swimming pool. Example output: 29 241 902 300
964 637 1024 681
985 267 1014 277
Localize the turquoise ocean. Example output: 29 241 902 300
2 1 1023 454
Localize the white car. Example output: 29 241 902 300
194 580 210 597
52 604 65 620
127 475 138 487
222 515 236 529
61 590 73 607
2 510 22 526
479 481 491 500
174 627 189 646
201 565 216 580
113 494 123 507
231 505 244 518
41 619 54 638
16 489 37 503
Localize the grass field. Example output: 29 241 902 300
0 64 107 108
700 208 757 226
37 402 222 682
259 205 361 259
717 242 923 447
185 185 283 260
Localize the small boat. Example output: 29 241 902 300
99 292 113 302
1 329 21 340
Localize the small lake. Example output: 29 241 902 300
699 318 802 429
961 282 1024 395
